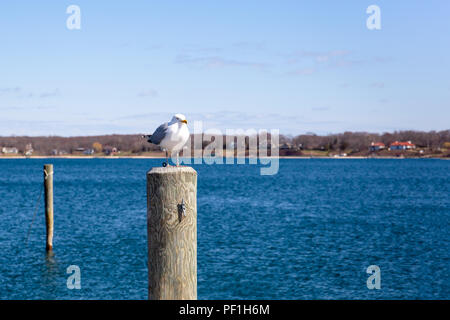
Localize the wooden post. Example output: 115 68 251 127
147 167 197 300
44 164 54 251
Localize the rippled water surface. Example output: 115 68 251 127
0 159 448 299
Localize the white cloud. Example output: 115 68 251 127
370 82 385 88
287 67 315 76
175 54 269 70
288 50 351 64
137 89 158 98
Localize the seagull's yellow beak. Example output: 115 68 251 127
181 119 188 124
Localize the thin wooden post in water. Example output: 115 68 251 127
44 164 54 251
147 166 197 300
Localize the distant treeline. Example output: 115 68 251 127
1 130 449 155
0 134 156 155
285 130 450 152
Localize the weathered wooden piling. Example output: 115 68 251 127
44 164 54 251
147 166 197 300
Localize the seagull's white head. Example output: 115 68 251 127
171 113 188 125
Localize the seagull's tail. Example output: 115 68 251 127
142 134 152 143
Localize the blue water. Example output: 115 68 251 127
0 159 448 299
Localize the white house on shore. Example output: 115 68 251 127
2 147 19 154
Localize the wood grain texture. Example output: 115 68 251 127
44 164 53 251
147 166 197 300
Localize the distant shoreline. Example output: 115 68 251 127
0 155 448 160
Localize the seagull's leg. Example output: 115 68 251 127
176 151 180 166
165 150 169 166
168 151 172 166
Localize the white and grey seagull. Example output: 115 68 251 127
143 114 190 166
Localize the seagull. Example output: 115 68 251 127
144 114 190 166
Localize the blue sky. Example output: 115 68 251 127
0 1 449 136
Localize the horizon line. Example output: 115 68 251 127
1 129 450 139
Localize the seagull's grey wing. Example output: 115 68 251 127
148 122 168 145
